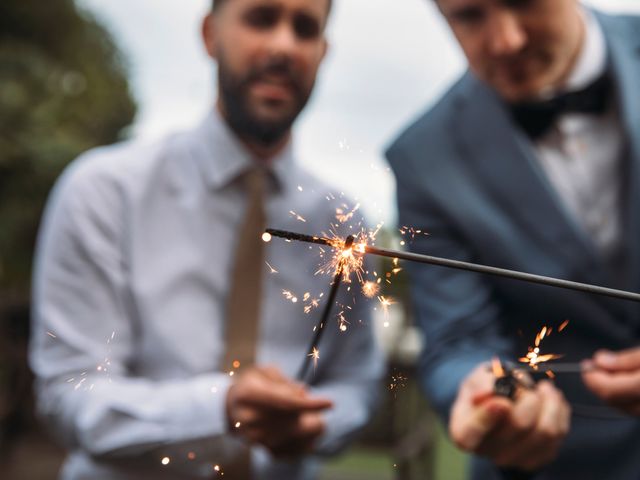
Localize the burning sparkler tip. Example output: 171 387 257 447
344 235 355 248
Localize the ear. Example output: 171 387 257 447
202 13 217 59
320 37 329 62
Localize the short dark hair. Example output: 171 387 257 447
212 0 333 16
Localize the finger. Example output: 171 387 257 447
539 381 571 437
236 374 333 411
259 366 308 397
243 412 301 447
464 364 499 396
593 348 640 372
583 369 640 405
476 385 545 461
500 382 569 470
450 395 512 451
463 365 501 407
246 388 333 411
451 364 512 451
259 365 287 381
508 387 542 433
296 411 326 438
268 413 325 458
477 393 538 460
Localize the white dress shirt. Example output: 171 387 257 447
534 9 625 262
30 110 383 479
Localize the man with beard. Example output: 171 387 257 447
386 0 640 479
30 0 383 478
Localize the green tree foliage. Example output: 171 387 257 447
0 0 136 299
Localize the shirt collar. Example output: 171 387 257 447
194 108 296 192
564 8 608 92
535 8 607 100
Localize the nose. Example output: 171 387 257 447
487 10 526 56
266 22 299 58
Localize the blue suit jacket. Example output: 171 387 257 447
386 12 640 480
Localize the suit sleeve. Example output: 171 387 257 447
29 158 233 462
388 146 516 422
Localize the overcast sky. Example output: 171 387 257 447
78 0 640 224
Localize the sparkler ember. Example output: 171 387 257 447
516 323 595 375
519 326 563 370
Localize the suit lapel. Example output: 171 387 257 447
455 75 635 324
456 78 604 284
600 13 640 320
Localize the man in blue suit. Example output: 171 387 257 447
386 0 640 478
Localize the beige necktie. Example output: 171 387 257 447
221 168 266 479
224 168 266 372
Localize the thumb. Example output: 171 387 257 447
453 397 511 451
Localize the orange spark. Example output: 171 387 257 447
492 357 505 378
362 281 380 298
265 261 278 274
389 371 408 393
378 296 395 327
303 293 321 314
335 203 360 224
282 290 298 303
378 295 395 310
308 347 320 370
289 210 307 222
519 326 563 369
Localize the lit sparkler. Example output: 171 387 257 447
492 357 521 400
265 229 640 303
516 323 596 375
519 326 563 369
296 235 355 383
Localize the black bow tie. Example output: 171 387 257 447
509 73 612 140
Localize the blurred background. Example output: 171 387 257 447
1 0 639 478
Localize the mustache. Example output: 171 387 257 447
245 58 303 93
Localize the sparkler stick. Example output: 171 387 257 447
296 235 355 383
265 229 640 303
366 244 640 302
266 229 333 248
524 362 595 374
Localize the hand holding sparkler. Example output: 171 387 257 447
582 347 640 416
226 366 333 457
449 363 571 473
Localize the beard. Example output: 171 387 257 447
217 50 314 147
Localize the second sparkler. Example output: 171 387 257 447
265 228 640 303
